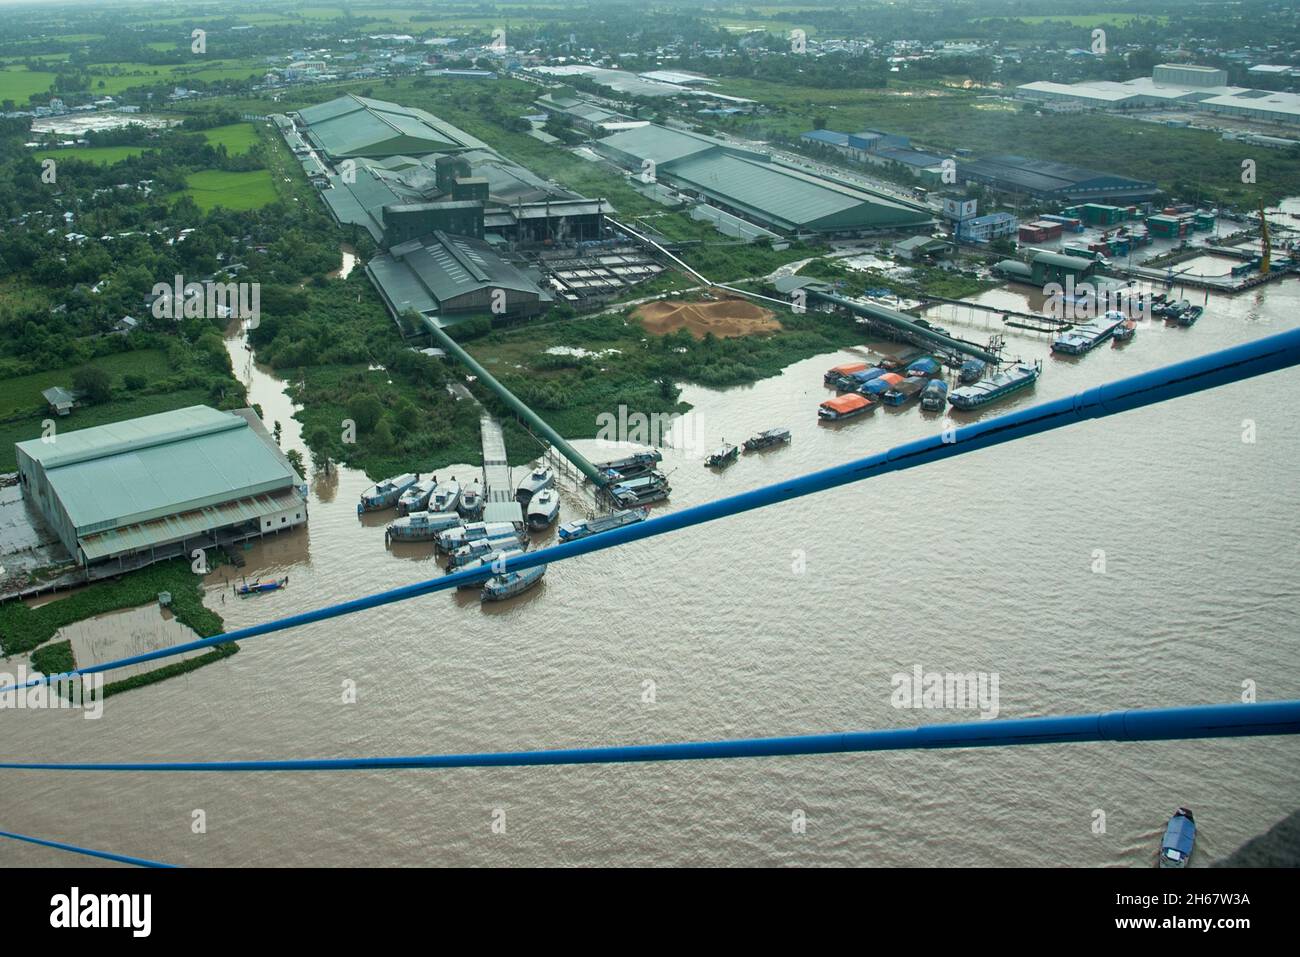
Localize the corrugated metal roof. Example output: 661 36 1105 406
78 488 303 561
18 406 297 533
665 153 927 230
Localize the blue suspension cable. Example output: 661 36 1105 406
0 828 177 867
4 326 1300 696
1 701 1297 772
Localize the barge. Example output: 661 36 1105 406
920 379 948 411
1051 312 1125 355
881 375 928 407
824 361 868 387
705 442 739 469
742 428 791 452
558 507 649 542
593 450 662 482
819 393 874 422
607 471 671 508
948 362 1040 410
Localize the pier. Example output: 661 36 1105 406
479 415 523 525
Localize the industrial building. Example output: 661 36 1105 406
1017 65 1300 127
365 230 553 327
596 124 930 235
14 406 306 573
798 128 945 178
957 154 1158 203
285 95 612 247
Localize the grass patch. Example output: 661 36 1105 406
0 348 171 420
0 559 223 657
0 387 209 471
201 123 259 155
30 639 75 676
180 168 278 212
33 145 148 165
0 66 57 102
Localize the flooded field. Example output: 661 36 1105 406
3 258 1299 868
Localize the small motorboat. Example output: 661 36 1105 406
1176 305 1204 327
482 562 546 601
1158 807 1196 868
958 359 986 384
429 477 462 513
526 488 560 530
704 442 739 468
396 477 437 516
743 428 791 453
234 576 288 597
516 466 554 503
449 533 526 568
1112 319 1138 342
458 481 483 519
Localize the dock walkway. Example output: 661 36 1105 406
480 416 523 525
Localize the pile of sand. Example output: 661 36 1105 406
635 295 781 339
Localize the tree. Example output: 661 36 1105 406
73 366 112 404
372 418 394 450
348 393 383 432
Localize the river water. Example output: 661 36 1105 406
3 242 1299 868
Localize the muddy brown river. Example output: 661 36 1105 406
3 227 1299 867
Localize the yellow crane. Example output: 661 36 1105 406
1259 200 1271 274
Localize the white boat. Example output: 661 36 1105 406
526 489 560 530
448 547 523 590
386 510 462 543
482 562 546 601
516 466 554 503
437 521 525 553
396 477 437 516
358 473 418 513
449 533 526 568
458 481 484 518
430 478 462 513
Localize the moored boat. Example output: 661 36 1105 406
742 428 791 452
858 372 904 398
593 450 662 482
449 533 527 568
516 466 554 503
1176 305 1204 327
1112 318 1137 342
458 482 484 519
1051 311 1125 355
358 473 418 513
1158 807 1196 868
824 361 868 386
448 547 523 590
920 379 948 411
386 510 462 543
482 562 546 601
235 576 288 597
437 520 525 553
396 477 437 516
429 477 462 514
526 488 560 529
704 442 739 468
958 358 987 384
558 507 649 542
818 393 874 421
881 375 927 407
948 362 1040 410
607 470 670 508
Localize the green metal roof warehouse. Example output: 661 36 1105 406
15 406 307 570
595 124 930 234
